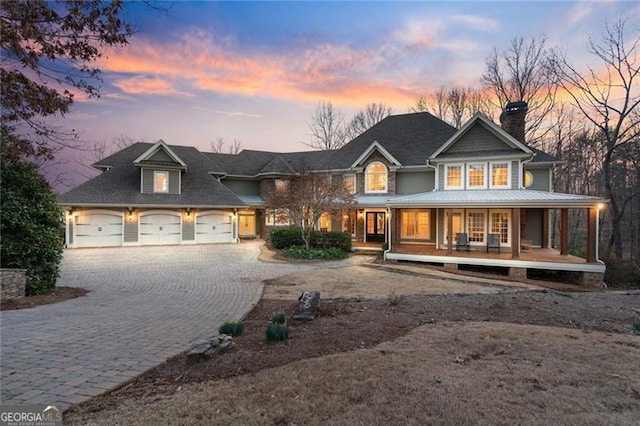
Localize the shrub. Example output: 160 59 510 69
283 246 348 260
633 323 640 333
271 311 286 325
266 323 290 342
312 231 352 251
270 226 304 249
1 153 64 295
218 321 245 337
602 255 640 288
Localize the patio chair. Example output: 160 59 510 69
455 233 471 252
487 233 500 253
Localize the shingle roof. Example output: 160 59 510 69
206 149 336 176
59 143 245 208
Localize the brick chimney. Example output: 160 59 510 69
499 101 528 144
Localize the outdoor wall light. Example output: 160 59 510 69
128 209 134 221
186 208 192 221
596 203 605 210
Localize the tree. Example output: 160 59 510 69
210 137 243 154
411 87 492 127
264 171 355 250
0 136 64 295
344 103 393 140
306 101 346 150
482 35 557 145
549 18 640 258
1 0 134 161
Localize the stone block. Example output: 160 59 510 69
579 272 605 288
186 334 235 365
293 291 320 321
1 269 26 301
509 267 527 279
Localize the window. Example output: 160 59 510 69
342 211 356 236
320 213 331 231
491 163 510 188
523 171 534 188
344 174 356 194
444 210 464 244
467 210 486 243
490 210 510 245
365 162 387 193
445 164 463 189
265 209 290 226
154 171 169 193
467 163 487 189
274 179 289 192
401 210 431 239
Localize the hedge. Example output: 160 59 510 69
270 226 352 251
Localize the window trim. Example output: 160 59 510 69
489 209 511 247
265 209 290 226
364 162 388 193
153 171 169 193
489 162 511 189
400 209 431 240
466 163 487 189
443 208 465 245
466 209 487 245
444 163 464 190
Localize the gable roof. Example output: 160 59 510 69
59 143 245 208
430 113 533 160
133 140 188 169
350 141 401 168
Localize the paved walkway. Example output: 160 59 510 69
0 241 361 410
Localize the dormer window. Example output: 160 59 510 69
154 171 169 193
274 179 289 192
365 162 387 193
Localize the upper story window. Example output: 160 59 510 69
274 179 289 192
467 163 487 189
365 162 387 193
445 164 463 190
523 170 534 188
491 162 511 188
154 171 169 193
344 174 356 194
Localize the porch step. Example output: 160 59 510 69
351 245 384 253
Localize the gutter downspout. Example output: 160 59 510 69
384 207 391 261
426 159 438 191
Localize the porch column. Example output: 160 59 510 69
560 208 569 256
542 208 549 248
586 207 598 263
446 208 453 255
390 208 399 250
512 208 521 259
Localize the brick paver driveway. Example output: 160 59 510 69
0 241 347 409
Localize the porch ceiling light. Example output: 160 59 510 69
596 203 605 210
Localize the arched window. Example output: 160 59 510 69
365 162 387 193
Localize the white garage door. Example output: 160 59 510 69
74 211 123 248
139 212 182 245
196 211 233 244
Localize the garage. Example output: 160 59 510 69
74 210 124 248
139 211 182 245
196 211 234 244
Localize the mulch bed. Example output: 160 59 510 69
66 290 640 416
0 287 89 311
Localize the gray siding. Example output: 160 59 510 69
141 169 180 194
437 164 445 191
446 123 513 154
525 168 551 191
68 222 74 245
396 171 434 195
149 150 175 163
511 160 520 189
524 209 543 246
124 220 138 243
222 179 260 196
182 220 195 241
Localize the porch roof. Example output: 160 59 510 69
356 195 394 208
387 189 606 209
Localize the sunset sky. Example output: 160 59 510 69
54 0 638 191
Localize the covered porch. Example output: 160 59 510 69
385 190 608 286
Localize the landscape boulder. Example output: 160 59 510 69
186 334 235 365
293 291 320 321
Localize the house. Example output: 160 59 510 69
58 103 606 284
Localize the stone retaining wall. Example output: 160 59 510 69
1 269 27 300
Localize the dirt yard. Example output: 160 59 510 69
64 258 640 426
0 287 89 311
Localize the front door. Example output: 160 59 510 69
366 212 386 243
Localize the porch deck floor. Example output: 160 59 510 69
394 244 587 264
